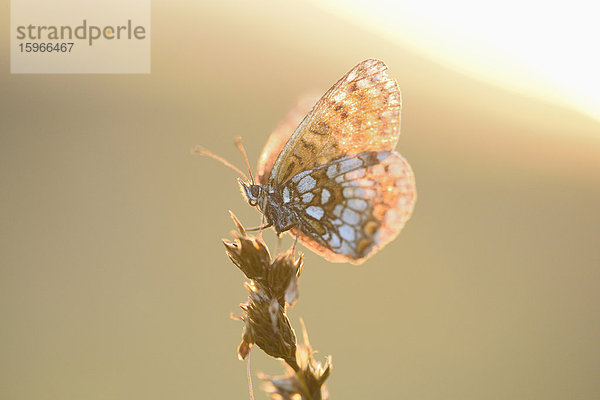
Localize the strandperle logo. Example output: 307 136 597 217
15 20 147 46
11 0 150 73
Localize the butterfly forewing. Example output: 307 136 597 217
267 59 402 187
257 94 320 185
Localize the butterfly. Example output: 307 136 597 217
199 59 416 265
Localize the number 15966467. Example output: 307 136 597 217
19 42 74 52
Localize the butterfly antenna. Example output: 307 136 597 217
192 145 249 181
235 137 255 184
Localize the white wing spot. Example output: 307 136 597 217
333 204 343 217
348 198 368 211
321 188 331 204
297 175 316 193
283 187 291 203
339 158 362 174
342 208 360 224
291 170 311 183
339 241 353 255
345 168 366 180
301 192 314 203
329 232 341 247
355 188 376 198
327 164 338 178
343 179 374 187
306 206 324 220
339 224 355 241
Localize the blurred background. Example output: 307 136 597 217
2 1 599 399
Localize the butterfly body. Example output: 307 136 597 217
240 181 298 234
242 59 417 265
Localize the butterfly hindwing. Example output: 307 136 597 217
284 150 416 264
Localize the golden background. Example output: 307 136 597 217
2 1 599 399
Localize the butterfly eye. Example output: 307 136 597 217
249 185 261 198
245 185 262 206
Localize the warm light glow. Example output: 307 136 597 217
309 0 600 124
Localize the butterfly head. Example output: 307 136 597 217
239 179 265 209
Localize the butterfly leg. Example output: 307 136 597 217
276 234 283 255
245 222 273 232
292 223 301 256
